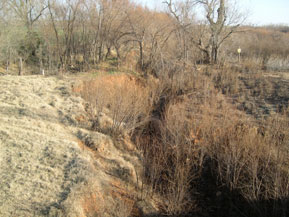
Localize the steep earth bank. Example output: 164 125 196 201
0 75 147 216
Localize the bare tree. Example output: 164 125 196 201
1 0 48 75
6 0 47 30
125 6 151 72
48 0 83 71
165 0 246 64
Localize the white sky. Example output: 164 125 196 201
133 0 289 25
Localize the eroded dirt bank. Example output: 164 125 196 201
0 75 144 217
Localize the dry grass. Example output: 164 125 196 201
210 64 289 118
266 55 289 71
79 65 289 216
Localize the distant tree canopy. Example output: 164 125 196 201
0 0 288 75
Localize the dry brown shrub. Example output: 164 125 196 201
194 97 289 213
79 67 289 216
80 74 156 135
159 68 288 215
130 71 216 215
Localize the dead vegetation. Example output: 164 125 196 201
211 64 289 118
1 0 288 216
79 64 289 217
79 74 155 136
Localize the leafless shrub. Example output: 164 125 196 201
194 99 289 215
80 65 289 216
81 74 155 135
151 69 288 215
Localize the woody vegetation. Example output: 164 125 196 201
0 0 288 216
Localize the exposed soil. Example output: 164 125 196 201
0 75 147 216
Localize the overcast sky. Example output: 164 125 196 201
133 0 289 25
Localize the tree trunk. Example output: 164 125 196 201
98 44 103 63
92 43 97 66
6 60 9 73
105 47 111 60
6 47 11 72
211 46 218 64
139 41 144 71
115 46 121 60
202 46 212 64
19 57 23 76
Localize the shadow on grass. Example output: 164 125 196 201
143 161 288 217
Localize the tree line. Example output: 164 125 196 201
0 0 245 75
